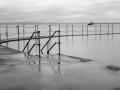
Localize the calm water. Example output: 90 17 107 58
1 24 120 66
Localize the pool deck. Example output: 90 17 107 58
0 45 120 90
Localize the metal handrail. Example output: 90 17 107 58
23 31 40 51
47 42 58 54
28 43 35 54
28 44 40 54
41 31 58 54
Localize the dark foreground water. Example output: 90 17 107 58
2 34 120 66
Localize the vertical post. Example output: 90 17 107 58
35 25 36 42
17 25 19 41
23 25 25 38
0 26 1 41
95 25 97 35
87 25 88 36
72 25 73 36
66 25 68 36
112 24 114 34
0 32 1 41
58 25 61 55
100 24 101 35
82 25 83 36
6 25 8 39
49 25 51 37
38 31 41 63
49 25 51 47
47 25 51 54
108 25 109 35
37 25 38 32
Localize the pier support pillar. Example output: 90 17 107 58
87 25 88 36
66 25 68 36
23 25 25 38
95 25 97 35
112 24 114 34
100 24 101 35
6 25 8 39
17 25 19 41
82 25 83 36
0 26 1 41
72 25 73 36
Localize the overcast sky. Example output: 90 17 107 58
0 0 120 22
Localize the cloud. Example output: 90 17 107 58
0 0 120 22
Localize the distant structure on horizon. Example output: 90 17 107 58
88 21 94 25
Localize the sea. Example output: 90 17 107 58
1 23 120 66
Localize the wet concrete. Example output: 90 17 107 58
0 45 120 90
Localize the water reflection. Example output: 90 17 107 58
18 41 20 51
6 42 8 47
47 55 61 74
2 34 120 66
72 36 74 47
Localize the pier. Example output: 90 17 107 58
0 22 119 43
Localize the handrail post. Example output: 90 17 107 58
58 25 61 55
38 31 41 58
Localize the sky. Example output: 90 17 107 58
0 0 120 22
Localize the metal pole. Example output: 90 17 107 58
87 25 88 35
37 25 38 32
0 33 1 41
35 25 36 42
72 25 73 36
23 25 25 38
66 25 68 36
112 24 114 34
100 24 101 35
82 25 83 36
47 25 51 53
17 25 19 41
108 25 109 35
27 42 29 54
0 26 1 41
58 25 61 55
6 25 8 39
95 25 97 35
49 25 51 37
38 31 41 63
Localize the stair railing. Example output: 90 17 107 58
23 31 40 51
41 31 59 54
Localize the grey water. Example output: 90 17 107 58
1 24 120 66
